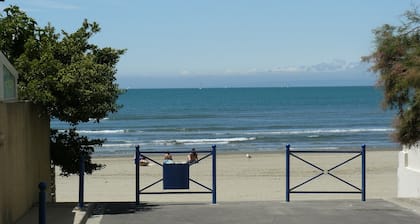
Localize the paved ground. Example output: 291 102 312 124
85 199 420 224
15 202 92 224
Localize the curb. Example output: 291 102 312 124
73 203 95 224
384 197 420 215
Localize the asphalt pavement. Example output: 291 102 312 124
85 199 420 224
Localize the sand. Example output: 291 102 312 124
55 150 399 203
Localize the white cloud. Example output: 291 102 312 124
179 69 191 75
267 65 306 73
223 68 259 75
268 60 368 73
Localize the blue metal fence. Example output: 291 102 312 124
135 145 217 205
286 144 366 201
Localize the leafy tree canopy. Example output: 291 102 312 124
0 6 126 175
363 7 420 146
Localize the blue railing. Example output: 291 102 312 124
135 145 217 204
286 144 366 201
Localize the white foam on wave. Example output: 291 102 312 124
184 141 230 145
89 117 109 121
246 128 394 135
102 143 134 148
77 130 126 134
153 137 256 145
76 129 143 134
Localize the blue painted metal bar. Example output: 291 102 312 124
327 153 361 172
137 150 212 154
362 144 366 201
190 178 213 191
38 182 46 224
140 179 163 192
290 172 324 191
289 150 361 153
290 153 324 172
79 155 85 209
140 154 163 167
196 152 212 163
286 144 290 202
141 191 212 194
212 145 217 204
291 191 361 194
135 145 140 205
327 172 361 191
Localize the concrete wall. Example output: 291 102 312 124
398 143 420 198
0 102 50 224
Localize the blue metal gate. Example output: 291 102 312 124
135 145 217 205
286 144 366 201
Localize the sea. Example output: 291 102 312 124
51 86 399 156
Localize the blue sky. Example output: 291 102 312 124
1 0 419 88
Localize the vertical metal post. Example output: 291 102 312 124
286 144 290 202
135 145 140 205
212 145 217 204
79 155 85 209
38 182 46 224
361 144 366 201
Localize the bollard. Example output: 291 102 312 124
39 182 46 224
79 155 85 209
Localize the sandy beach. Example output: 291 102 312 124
55 150 399 203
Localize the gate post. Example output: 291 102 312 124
361 144 366 201
212 145 217 204
135 145 140 205
286 144 290 202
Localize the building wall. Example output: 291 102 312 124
0 102 50 224
398 143 420 198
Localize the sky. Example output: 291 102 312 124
1 0 419 88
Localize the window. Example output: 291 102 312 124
3 65 17 99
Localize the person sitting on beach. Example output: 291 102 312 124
163 152 174 164
139 155 149 166
187 148 198 164
134 155 150 166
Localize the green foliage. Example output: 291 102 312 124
50 129 105 176
363 7 420 146
0 6 37 61
0 6 126 175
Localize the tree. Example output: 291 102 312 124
0 6 125 175
363 7 420 146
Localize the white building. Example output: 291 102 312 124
0 52 18 101
398 143 420 197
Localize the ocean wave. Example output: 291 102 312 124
102 143 134 148
246 128 394 135
153 137 256 145
88 117 109 121
76 129 143 134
